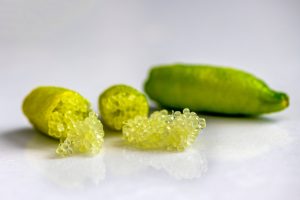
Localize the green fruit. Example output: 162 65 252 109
99 84 149 130
23 86 104 156
144 64 289 115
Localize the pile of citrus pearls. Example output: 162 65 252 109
122 108 206 151
55 112 104 156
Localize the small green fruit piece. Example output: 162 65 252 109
122 108 206 151
23 86 104 156
144 64 289 115
99 84 149 131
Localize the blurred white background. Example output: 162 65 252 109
0 0 299 199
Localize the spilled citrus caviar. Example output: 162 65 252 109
55 112 104 156
122 108 206 151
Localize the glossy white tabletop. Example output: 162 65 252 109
0 1 299 199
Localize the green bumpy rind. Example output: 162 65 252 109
99 84 149 131
23 86 104 156
144 64 289 115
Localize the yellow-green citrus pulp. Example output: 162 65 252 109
122 108 206 151
99 84 149 131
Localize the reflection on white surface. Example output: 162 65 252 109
105 136 207 179
26 133 105 188
201 116 292 161
9 114 291 189
23 115 292 187
25 131 207 186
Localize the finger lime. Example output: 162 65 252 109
144 64 289 115
99 84 149 131
23 86 104 156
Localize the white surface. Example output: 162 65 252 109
0 0 300 199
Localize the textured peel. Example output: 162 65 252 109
122 108 206 151
144 64 289 115
99 84 149 130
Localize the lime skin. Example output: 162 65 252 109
144 64 289 115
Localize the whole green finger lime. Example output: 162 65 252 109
99 84 149 131
144 64 289 115
23 86 104 156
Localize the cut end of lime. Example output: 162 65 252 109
99 84 149 131
122 108 206 151
47 92 104 156
48 91 90 139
